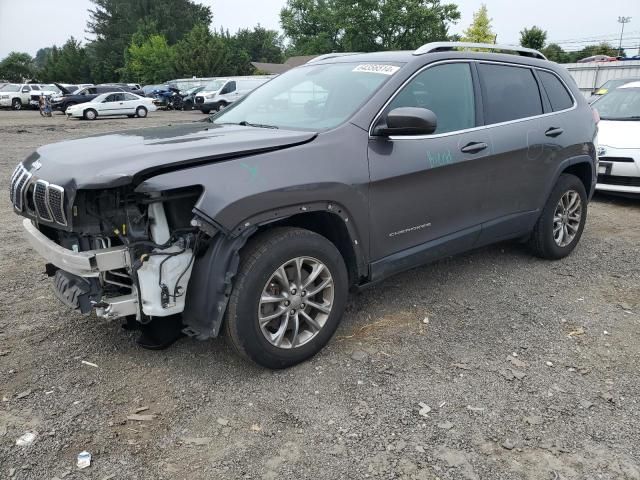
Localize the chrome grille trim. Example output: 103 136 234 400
34 180 53 222
9 165 21 204
47 184 67 225
11 166 32 212
9 164 68 226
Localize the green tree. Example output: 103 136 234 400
520 26 547 51
34 47 53 70
173 24 233 78
234 26 284 63
461 4 495 44
39 38 91 83
86 0 211 82
542 43 570 63
125 34 175 84
280 0 460 55
0 52 35 82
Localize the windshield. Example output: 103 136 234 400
212 62 402 131
594 88 640 120
204 79 225 91
0 84 20 92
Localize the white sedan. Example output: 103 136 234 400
66 92 156 120
593 81 640 195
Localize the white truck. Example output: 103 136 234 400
194 76 274 114
0 83 59 110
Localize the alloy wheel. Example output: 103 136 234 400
553 190 582 247
258 256 334 349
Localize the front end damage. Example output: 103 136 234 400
13 171 246 339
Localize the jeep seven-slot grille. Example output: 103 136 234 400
34 181 52 221
9 164 67 226
10 165 32 211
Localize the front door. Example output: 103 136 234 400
368 62 491 263
101 93 127 115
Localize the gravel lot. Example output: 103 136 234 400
0 109 639 480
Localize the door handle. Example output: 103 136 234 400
545 127 564 137
460 142 488 154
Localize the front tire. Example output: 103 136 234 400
83 108 97 120
225 227 348 369
136 106 147 118
528 173 587 259
12 98 22 110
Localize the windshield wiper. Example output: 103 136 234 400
217 121 279 129
238 121 279 129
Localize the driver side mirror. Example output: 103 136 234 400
373 107 437 136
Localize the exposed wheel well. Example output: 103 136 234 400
562 162 593 197
253 212 360 286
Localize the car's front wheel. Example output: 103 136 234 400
136 106 147 118
225 227 348 369
83 108 97 120
529 173 588 259
12 98 22 110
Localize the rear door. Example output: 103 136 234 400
473 62 550 242
368 61 492 262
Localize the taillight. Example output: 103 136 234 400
592 107 600 125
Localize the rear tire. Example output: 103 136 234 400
11 98 22 110
225 227 348 369
83 108 97 120
528 173 587 259
136 106 147 118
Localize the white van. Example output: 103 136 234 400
195 76 274 114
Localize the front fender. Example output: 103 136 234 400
136 123 371 257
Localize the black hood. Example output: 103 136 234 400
23 122 317 190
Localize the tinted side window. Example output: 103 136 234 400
388 63 475 134
478 64 542 124
87 88 98 94
124 93 138 101
538 70 574 112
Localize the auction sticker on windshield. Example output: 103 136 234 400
353 64 401 75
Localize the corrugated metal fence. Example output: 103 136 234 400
563 61 640 97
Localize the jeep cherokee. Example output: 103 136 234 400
10 42 598 368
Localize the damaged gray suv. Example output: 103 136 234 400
11 42 598 368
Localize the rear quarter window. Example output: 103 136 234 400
538 70 574 111
478 63 543 124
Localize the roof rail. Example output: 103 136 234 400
414 42 546 60
307 52 363 64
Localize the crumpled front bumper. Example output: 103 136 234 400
22 219 139 319
23 219 130 277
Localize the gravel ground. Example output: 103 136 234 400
0 109 639 480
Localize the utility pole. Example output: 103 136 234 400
617 16 631 57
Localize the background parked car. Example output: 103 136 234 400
0 83 58 110
65 91 156 120
181 85 204 110
593 81 640 196
588 78 640 103
51 85 132 113
97 83 146 96
195 76 274 113
151 86 184 110
578 55 619 63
